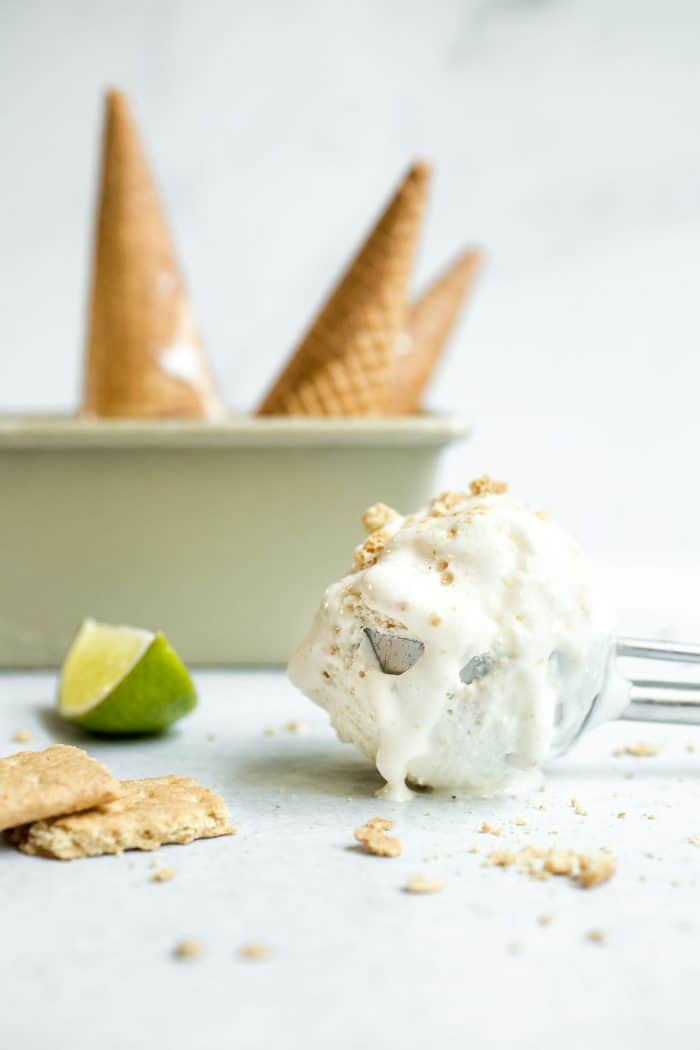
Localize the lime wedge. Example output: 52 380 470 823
58 619 197 734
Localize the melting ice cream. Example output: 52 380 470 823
288 478 617 799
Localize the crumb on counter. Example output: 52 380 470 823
12 729 32 743
538 913 555 927
479 822 504 837
152 866 176 883
570 798 588 816
239 942 274 962
586 929 607 944
544 850 577 876
614 741 661 757
173 938 203 960
354 819 402 858
578 852 617 888
405 873 443 894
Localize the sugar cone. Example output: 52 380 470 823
257 162 431 416
386 249 482 414
81 90 222 419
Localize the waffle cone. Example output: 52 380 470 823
81 90 222 419
386 249 482 414
257 162 431 416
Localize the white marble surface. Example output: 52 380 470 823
2 667 700 1050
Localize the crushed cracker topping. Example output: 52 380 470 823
405 874 443 894
354 528 391 569
440 570 455 586
429 613 442 627
469 475 508 497
428 491 468 517
361 502 400 535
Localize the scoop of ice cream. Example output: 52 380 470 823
288 478 617 799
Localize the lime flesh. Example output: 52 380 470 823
59 619 197 734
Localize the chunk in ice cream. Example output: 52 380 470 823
288 479 616 799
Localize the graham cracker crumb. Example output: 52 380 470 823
617 812 626 819
354 528 391 569
365 816 394 831
570 798 588 816
285 720 310 735
586 929 607 944
361 503 400 535
687 835 700 847
239 941 274 961
354 819 401 858
428 491 468 518
578 852 617 888
486 844 617 889
538 913 555 927
622 741 661 757
544 849 577 876
440 570 455 586
405 873 443 894
479 822 504 837
487 850 516 867
12 729 32 743
429 613 442 627
174 938 202 959
469 475 508 497
152 866 176 883
514 817 527 826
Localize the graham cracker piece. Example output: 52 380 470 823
0 745 121 832
9 775 234 860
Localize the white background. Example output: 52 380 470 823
1 0 698 573
2 5 700 1048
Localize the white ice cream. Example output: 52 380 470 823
289 479 621 800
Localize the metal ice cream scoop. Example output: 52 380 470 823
363 628 700 755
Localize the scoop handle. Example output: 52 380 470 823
620 681 700 725
616 638 700 664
